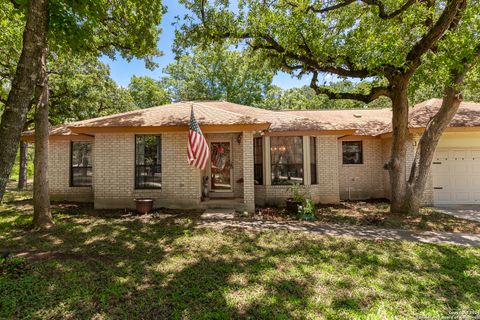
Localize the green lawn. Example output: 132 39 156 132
1 189 480 319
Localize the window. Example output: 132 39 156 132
253 137 263 185
342 141 363 164
70 141 92 187
271 136 303 185
135 135 162 189
310 137 317 184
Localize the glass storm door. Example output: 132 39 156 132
210 142 232 191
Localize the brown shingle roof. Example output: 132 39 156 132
22 99 480 138
200 101 341 132
22 124 74 137
284 108 392 135
374 99 480 135
68 101 268 128
409 98 480 128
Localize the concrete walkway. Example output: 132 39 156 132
435 205 480 223
197 216 480 247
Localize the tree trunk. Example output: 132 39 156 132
32 47 53 229
0 0 49 203
18 140 28 190
386 80 410 213
403 46 480 214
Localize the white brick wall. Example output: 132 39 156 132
49 140 93 202
93 132 201 209
49 131 440 208
338 138 384 200
242 131 255 212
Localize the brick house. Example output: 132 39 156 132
22 99 480 211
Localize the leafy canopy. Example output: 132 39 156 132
48 55 135 124
163 44 274 105
128 76 170 109
175 0 480 103
46 0 166 69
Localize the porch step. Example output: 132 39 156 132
199 198 245 211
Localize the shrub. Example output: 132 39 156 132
298 199 316 221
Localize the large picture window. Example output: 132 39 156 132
135 135 162 189
70 141 92 187
342 141 363 164
310 137 317 184
271 136 303 185
253 137 263 185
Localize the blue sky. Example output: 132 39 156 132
101 0 314 89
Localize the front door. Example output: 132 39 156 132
210 141 232 192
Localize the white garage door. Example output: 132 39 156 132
432 149 480 204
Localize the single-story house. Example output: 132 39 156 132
22 98 480 212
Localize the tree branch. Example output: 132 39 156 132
405 0 466 74
309 71 390 102
285 0 420 19
250 34 376 78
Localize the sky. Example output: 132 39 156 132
101 0 314 89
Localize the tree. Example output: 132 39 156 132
48 56 135 124
128 76 170 109
0 0 48 210
163 45 274 105
176 0 480 213
0 0 165 229
258 83 391 110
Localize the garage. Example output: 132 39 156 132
432 148 480 204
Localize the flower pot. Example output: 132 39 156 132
134 198 154 214
285 198 302 215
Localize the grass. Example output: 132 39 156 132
1 189 480 319
316 201 480 234
257 201 480 234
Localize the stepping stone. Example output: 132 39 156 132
201 209 235 220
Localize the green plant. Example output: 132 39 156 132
288 182 305 203
298 199 316 221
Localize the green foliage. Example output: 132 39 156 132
258 84 391 110
175 0 480 105
46 0 166 69
48 55 135 124
128 76 170 109
163 45 274 105
2 189 480 318
288 182 305 203
0 257 28 277
298 199 316 221
0 1 23 104
9 146 34 182
1 0 165 124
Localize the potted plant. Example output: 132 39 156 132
134 198 154 214
285 183 304 214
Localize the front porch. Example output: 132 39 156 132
202 131 255 212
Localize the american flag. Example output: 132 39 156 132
187 106 209 170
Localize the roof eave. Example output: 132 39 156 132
265 129 356 136
68 123 271 134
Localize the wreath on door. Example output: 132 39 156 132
212 144 227 170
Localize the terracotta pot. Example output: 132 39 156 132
285 198 302 215
134 198 154 214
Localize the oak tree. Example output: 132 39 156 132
176 0 480 213
0 0 165 228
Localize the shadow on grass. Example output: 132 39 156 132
1 196 480 318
